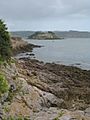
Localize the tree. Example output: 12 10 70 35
0 19 12 61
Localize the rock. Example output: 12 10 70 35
17 59 90 110
8 101 32 117
0 103 3 120
30 107 60 120
30 108 90 120
26 53 35 56
9 83 16 92
0 92 9 104
11 37 41 56
33 86 65 108
85 107 90 117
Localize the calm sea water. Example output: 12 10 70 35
21 38 90 70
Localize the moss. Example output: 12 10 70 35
53 110 64 120
12 74 18 80
0 59 4 65
6 92 14 102
4 106 10 113
58 110 64 117
0 56 5 65
53 117 59 120
10 58 16 63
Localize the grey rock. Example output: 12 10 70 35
85 107 90 117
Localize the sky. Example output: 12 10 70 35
0 0 90 31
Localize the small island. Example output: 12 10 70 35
28 31 63 40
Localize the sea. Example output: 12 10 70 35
17 38 90 70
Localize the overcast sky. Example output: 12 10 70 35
0 0 90 31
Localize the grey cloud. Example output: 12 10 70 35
0 0 90 30
0 0 90 20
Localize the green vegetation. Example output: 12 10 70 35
0 19 12 62
4 106 10 113
53 118 59 120
0 74 9 96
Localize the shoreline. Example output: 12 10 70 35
0 37 90 119
13 37 90 71
16 39 90 111
13 38 90 110
23 38 90 71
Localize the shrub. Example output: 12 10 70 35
0 74 9 96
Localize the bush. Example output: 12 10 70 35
0 74 9 96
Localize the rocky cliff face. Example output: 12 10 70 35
28 31 63 40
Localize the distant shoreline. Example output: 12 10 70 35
11 30 90 38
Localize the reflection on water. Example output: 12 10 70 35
23 38 90 70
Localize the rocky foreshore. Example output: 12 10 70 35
0 38 90 120
19 58 90 110
11 37 41 55
0 58 90 119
